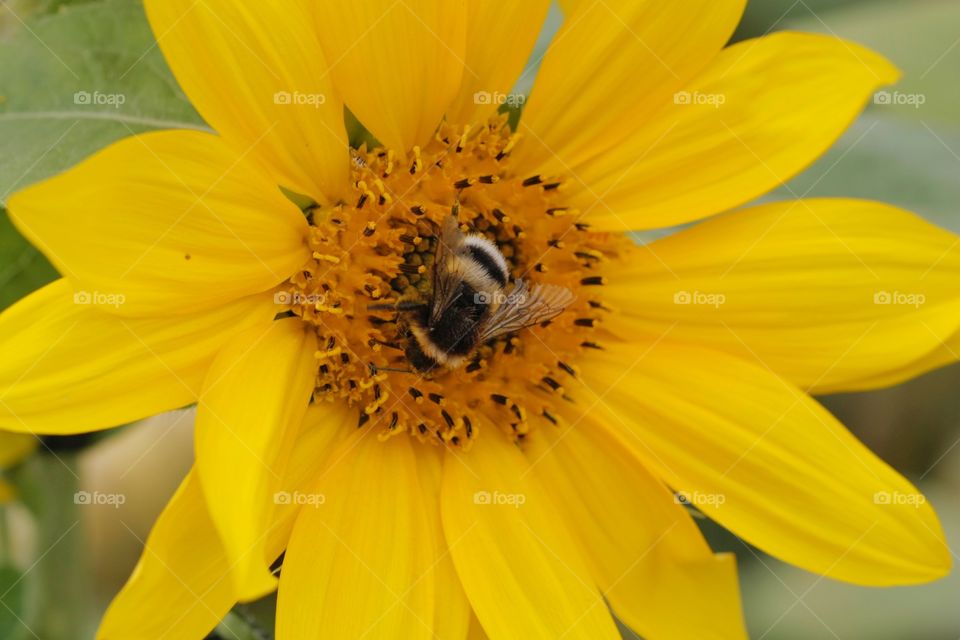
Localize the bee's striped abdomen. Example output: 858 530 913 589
463 236 509 286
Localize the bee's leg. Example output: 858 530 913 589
372 339 404 351
368 362 413 375
367 301 426 312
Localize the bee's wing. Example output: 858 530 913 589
429 215 468 325
477 279 575 344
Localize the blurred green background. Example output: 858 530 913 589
0 0 958 638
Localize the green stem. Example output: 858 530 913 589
14 452 94 640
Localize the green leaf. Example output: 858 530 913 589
732 0 867 41
0 0 206 204
11 453 95 640
0 0 207 309
0 563 29 640
511 2 562 98
217 601 276 640
1 0 126 29
0 209 57 310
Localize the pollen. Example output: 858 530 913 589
274 115 630 447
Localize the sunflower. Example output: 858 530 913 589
1 0 958 638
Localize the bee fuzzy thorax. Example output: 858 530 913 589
272 115 631 448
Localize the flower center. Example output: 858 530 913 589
276 115 626 447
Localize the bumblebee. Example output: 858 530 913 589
392 213 574 374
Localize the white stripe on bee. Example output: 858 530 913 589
463 235 510 284
447 254 503 295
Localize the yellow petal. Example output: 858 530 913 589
525 417 746 639
195 319 317 600
441 424 620 640
276 431 435 639
144 0 348 203
604 199 960 393
513 0 745 176
9 130 309 317
445 0 552 125
581 342 951 586
576 32 900 230
314 0 466 152
265 401 354 555
98 470 236 640
845 325 960 390
416 446 471 640
466 615 489 640
0 280 275 434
